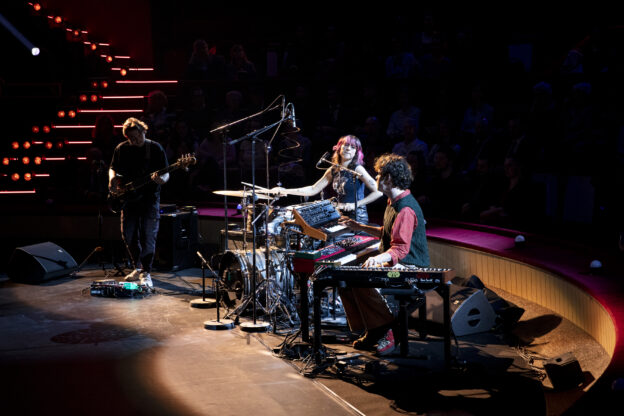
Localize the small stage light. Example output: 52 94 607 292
54 16 62 24
32 126 40 133
34 157 42 165
56 141 64 149
90 43 97 51
33 3 42 12
42 126 51 134
90 94 98 102
101 81 109 88
2 158 9 165
11 173 20 181
45 141 53 149
24 173 32 181
79 94 87 102
68 110 76 118
31 47 40 56
57 110 65 118
120 68 127 77
91 81 98 88
106 55 113 63
11 141 19 150
23 141 31 149
22 157 30 164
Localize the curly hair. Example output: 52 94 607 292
122 117 149 137
374 153 413 189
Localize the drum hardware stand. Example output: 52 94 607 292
189 251 217 309
196 251 234 330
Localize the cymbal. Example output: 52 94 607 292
213 190 274 200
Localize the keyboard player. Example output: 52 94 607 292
337 153 431 356
271 135 382 223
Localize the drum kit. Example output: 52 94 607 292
212 185 305 327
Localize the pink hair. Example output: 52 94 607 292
332 135 364 166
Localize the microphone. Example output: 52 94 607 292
316 151 330 168
289 103 297 128
281 96 286 120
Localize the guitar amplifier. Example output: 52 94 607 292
154 209 199 271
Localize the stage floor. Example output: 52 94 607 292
0 266 612 416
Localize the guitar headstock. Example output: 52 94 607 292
176 153 197 169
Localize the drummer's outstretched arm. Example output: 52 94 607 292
271 169 332 197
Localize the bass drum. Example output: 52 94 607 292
218 248 294 303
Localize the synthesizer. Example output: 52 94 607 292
286 200 349 241
292 235 380 273
314 265 454 287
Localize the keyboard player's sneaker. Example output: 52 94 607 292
376 328 396 356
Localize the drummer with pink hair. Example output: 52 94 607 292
272 135 382 223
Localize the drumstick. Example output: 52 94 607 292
240 181 270 192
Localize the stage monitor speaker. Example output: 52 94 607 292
154 210 199 271
7 241 78 283
423 285 497 336
544 352 584 390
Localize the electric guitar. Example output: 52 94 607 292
107 153 196 213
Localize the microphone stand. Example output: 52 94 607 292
210 102 282 255
228 117 288 333
197 251 234 330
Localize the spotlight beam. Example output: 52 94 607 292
0 13 40 56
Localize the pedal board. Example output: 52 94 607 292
90 279 151 298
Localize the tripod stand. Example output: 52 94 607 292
78 206 127 277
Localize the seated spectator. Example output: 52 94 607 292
141 89 174 145
417 144 462 219
385 37 420 80
185 38 226 80
459 151 506 222
479 155 545 230
459 83 494 138
226 44 257 81
386 88 421 141
392 117 428 159
181 85 214 140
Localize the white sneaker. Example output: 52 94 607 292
139 272 153 289
124 268 141 282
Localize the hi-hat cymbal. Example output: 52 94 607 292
213 190 274 199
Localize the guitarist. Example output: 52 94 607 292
108 117 169 289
